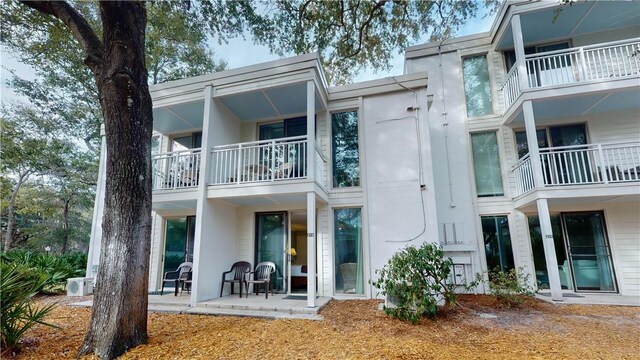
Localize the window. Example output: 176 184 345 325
331 111 360 187
463 55 493 117
471 132 504 197
172 132 202 151
481 216 514 273
334 208 364 294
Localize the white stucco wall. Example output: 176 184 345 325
361 89 440 292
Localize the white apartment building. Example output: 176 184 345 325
87 0 640 306
404 0 639 300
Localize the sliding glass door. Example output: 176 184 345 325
529 211 617 292
255 212 287 293
563 212 616 292
163 216 196 275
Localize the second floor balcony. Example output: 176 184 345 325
501 38 640 111
209 135 324 186
512 141 640 198
151 136 326 192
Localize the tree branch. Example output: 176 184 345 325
346 0 388 58
20 1 103 71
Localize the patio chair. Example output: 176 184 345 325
340 262 357 294
161 262 192 296
220 261 252 298
245 261 276 299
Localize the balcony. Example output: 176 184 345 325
512 142 640 197
152 148 201 191
501 39 640 111
209 136 326 187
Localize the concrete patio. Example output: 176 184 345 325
536 291 640 306
71 292 331 320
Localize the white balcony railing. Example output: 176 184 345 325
512 153 534 197
512 142 640 197
210 136 312 185
500 65 521 110
152 148 201 190
525 38 640 88
501 39 640 111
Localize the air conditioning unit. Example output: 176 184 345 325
67 277 94 296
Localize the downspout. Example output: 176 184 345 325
438 39 456 208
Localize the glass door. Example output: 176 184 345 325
549 124 591 184
288 211 309 295
562 212 616 292
162 216 196 275
255 212 287 293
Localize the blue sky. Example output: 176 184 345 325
0 7 495 102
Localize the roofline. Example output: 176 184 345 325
149 53 328 95
328 73 427 101
404 0 565 59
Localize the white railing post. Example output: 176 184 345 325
270 139 276 182
236 144 241 185
596 143 608 184
578 47 586 82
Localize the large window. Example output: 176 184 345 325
463 55 493 117
331 111 360 187
481 215 514 273
334 208 364 294
471 131 504 197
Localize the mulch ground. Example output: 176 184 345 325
9 294 640 359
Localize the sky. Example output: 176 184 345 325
0 6 495 102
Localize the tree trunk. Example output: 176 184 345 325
4 171 30 251
77 3 153 359
61 198 70 254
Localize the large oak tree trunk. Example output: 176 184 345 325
18 2 153 357
77 3 153 359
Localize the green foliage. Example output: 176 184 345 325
0 262 58 352
1 250 87 294
470 267 536 308
371 243 456 323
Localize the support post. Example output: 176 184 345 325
511 15 529 90
306 192 316 307
306 81 315 181
536 199 563 301
191 85 214 306
523 100 544 188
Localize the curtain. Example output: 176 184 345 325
355 214 364 294
471 132 504 197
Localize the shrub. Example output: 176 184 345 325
0 262 58 353
1 250 86 294
371 243 456 323
470 267 536 308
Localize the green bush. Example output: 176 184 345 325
1 250 87 294
471 267 536 307
1 262 58 352
371 243 456 323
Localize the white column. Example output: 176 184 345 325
86 125 107 279
190 85 214 306
306 80 315 181
523 100 544 188
306 192 316 307
536 199 563 301
511 14 529 90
